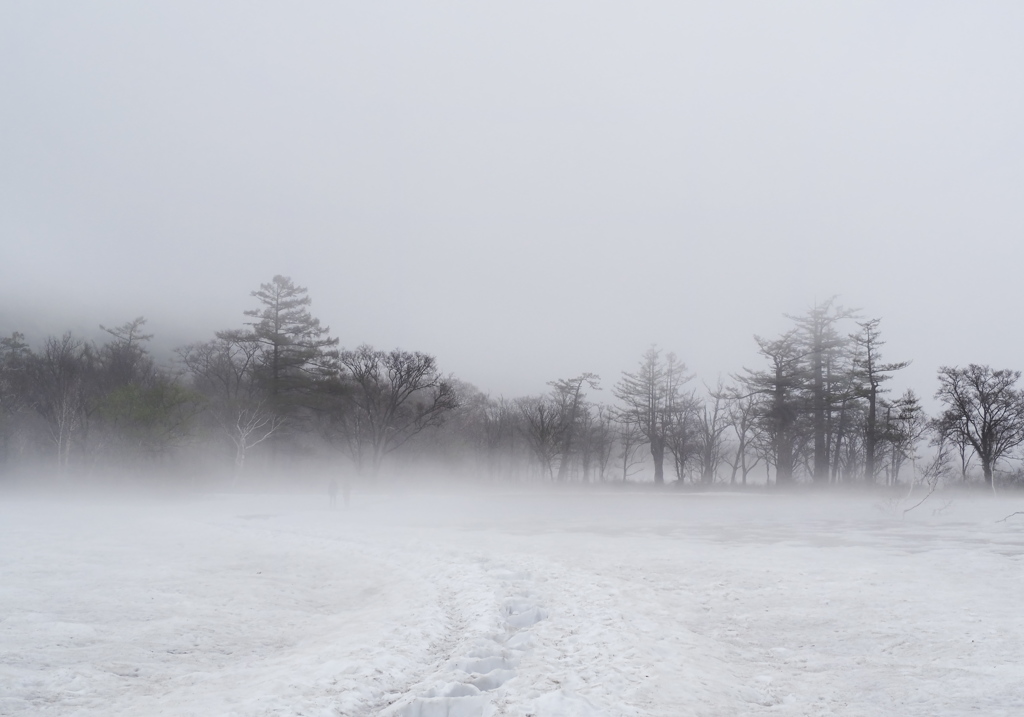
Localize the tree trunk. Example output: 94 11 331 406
776 438 794 484
232 441 245 486
864 385 877 482
812 347 829 483
773 364 794 485
651 436 665 484
729 444 741 484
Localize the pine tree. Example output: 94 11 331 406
850 318 909 482
788 298 858 483
243 275 339 413
613 346 691 484
740 332 806 485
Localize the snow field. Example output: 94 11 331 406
2 490 1024 716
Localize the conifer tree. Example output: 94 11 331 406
244 275 339 412
851 318 909 482
613 347 691 484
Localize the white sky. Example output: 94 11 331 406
2 2 1023 404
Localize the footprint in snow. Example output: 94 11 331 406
388 562 546 717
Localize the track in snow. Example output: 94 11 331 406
2 491 1024 717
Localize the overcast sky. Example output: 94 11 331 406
2 2 1023 404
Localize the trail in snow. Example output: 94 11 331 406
1 491 1024 716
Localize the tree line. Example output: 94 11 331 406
1 278 1022 489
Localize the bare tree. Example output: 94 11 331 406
934 365 1024 488
900 436 952 518
579 404 612 482
588 404 617 482
881 389 927 485
28 333 91 469
617 420 646 482
328 346 459 477
178 331 280 479
516 395 563 480
723 391 763 485
665 390 700 483
225 400 281 477
695 381 731 484
549 373 601 481
485 396 522 481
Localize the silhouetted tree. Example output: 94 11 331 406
741 332 805 484
665 387 700 483
617 420 646 482
481 396 522 480
178 330 280 477
244 275 338 413
851 318 909 482
549 373 600 481
723 391 762 485
790 299 858 483
517 395 563 480
881 389 927 485
96 318 154 389
585 403 614 481
934 365 1024 487
328 346 458 477
614 346 691 484
695 381 731 484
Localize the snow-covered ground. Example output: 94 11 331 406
2 487 1023 716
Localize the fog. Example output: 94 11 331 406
4 4 1024 715
3 3 1024 400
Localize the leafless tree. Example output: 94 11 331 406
900 437 952 518
617 420 646 482
178 331 280 479
581 403 616 482
484 396 522 480
549 373 600 481
881 390 927 485
695 381 731 484
516 395 563 480
933 364 1024 488
225 400 281 477
28 333 91 469
723 391 762 485
328 346 459 477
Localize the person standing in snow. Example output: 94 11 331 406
328 478 338 508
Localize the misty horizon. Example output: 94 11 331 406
4 4 1024 716
3 3 1024 403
